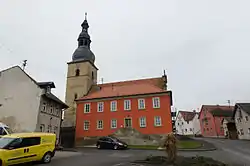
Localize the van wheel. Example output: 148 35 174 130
0 159 2 166
42 152 52 164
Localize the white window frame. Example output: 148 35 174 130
154 116 162 126
84 121 90 130
152 97 160 108
139 117 146 128
84 103 91 113
97 120 103 129
138 99 145 109
111 119 117 129
124 100 131 110
97 102 104 112
110 101 117 112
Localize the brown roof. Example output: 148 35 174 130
198 105 234 118
179 111 197 122
77 77 169 101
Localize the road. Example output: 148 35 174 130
37 138 250 166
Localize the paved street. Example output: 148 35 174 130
35 142 249 166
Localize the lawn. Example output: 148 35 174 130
128 140 202 150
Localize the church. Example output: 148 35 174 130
61 14 173 148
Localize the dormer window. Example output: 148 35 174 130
75 69 80 76
46 86 51 93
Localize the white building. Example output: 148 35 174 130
233 103 250 140
0 66 68 141
175 110 201 135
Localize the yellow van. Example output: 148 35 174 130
0 132 56 166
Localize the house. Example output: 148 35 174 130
233 103 250 140
0 66 68 142
199 105 234 137
62 14 174 147
221 117 237 139
175 110 200 135
75 77 173 141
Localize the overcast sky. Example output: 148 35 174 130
1 0 250 111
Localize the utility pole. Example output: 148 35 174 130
22 60 27 71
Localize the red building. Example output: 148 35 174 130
75 76 173 140
199 105 234 137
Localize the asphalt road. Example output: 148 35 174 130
36 138 250 166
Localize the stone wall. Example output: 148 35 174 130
76 128 167 146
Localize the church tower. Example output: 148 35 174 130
63 13 98 127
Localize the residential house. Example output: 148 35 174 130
233 103 250 140
221 117 237 139
199 105 234 137
175 110 200 135
62 15 174 147
0 66 68 142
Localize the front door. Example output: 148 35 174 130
5 138 26 165
124 118 132 128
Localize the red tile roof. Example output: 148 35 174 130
78 77 167 101
198 105 234 118
179 111 198 122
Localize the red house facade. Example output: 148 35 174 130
199 105 234 137
75 77 173 141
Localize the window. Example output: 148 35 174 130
75 69 80 76
152 97 160 108
47 125 51 132
50 105 53 114
40 124 45 132
97 102 104 112
84 103 91 113
21 137 41 147
245 116 249 121
139 117 146 128
84 40 88 46
91 71 94 80
185 129 187 132
138 99 145 109
42 102 46 112
84 121 90 130
240 129 244 135
74 93 78 100
187 121 189 124
154 116 162 126
110 101 117 112
248 128 250 134
190 128 192 131
79 40 83 46
97 120 103 129
124 100 131 110
111 119 117 129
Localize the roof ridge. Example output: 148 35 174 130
98 77 162 86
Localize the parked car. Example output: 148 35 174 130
96 136 128 150
0 132 56 165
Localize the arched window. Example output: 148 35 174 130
91 71 94 80
84 40 88 46
75 69 80 76
74 93 78 100
79 40 83 46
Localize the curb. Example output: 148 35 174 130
76 146 217 152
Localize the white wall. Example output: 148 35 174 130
0 66 41 132
192 114 201 135
235 108 250 140
175 113 201 135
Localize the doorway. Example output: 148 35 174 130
124 118 132 128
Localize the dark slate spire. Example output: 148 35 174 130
72 13 95 63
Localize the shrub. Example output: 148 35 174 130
163 133 177 163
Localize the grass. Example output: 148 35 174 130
177 140 202 149
128 140 202 150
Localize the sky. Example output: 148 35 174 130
1 0 250 111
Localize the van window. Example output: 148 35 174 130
20 137 41 147
0 127 7 135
